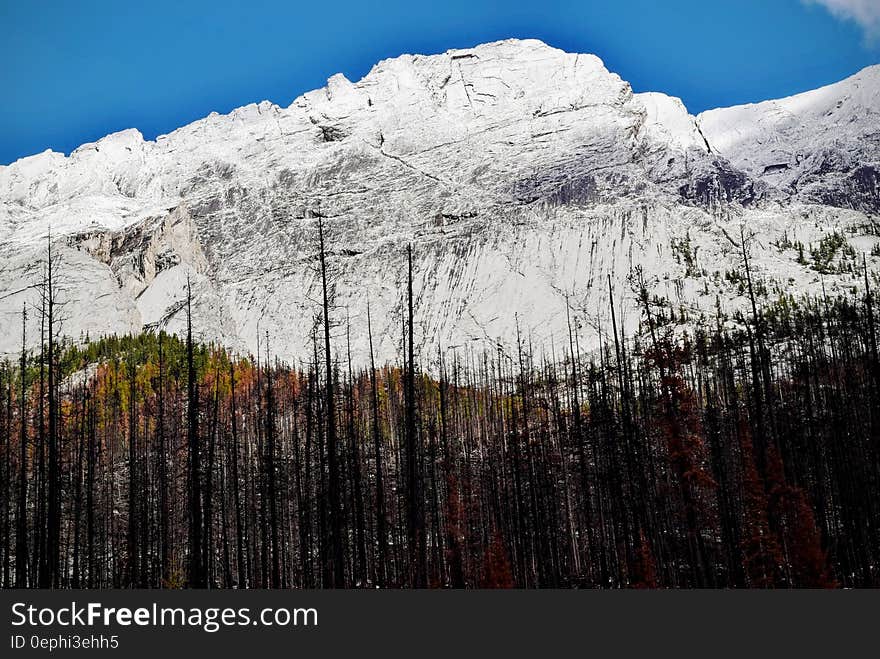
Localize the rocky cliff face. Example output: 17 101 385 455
1 39 878 365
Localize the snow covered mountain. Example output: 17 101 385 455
1 39 878 365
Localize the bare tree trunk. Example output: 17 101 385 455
186 279 203 587
318 215 345 587
15 305 28 587
367 302 387 586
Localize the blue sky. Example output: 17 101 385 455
1 0 878 165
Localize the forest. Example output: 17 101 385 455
0 228 879 589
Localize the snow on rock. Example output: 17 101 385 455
1 39 878 366
637 92 708 153
696 64 880 212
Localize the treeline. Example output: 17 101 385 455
0 240 879 588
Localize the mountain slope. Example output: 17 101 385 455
696 64 880 212
1 39 878 365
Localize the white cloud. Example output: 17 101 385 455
806 0 880 41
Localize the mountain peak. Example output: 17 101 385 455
696 59 880 178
